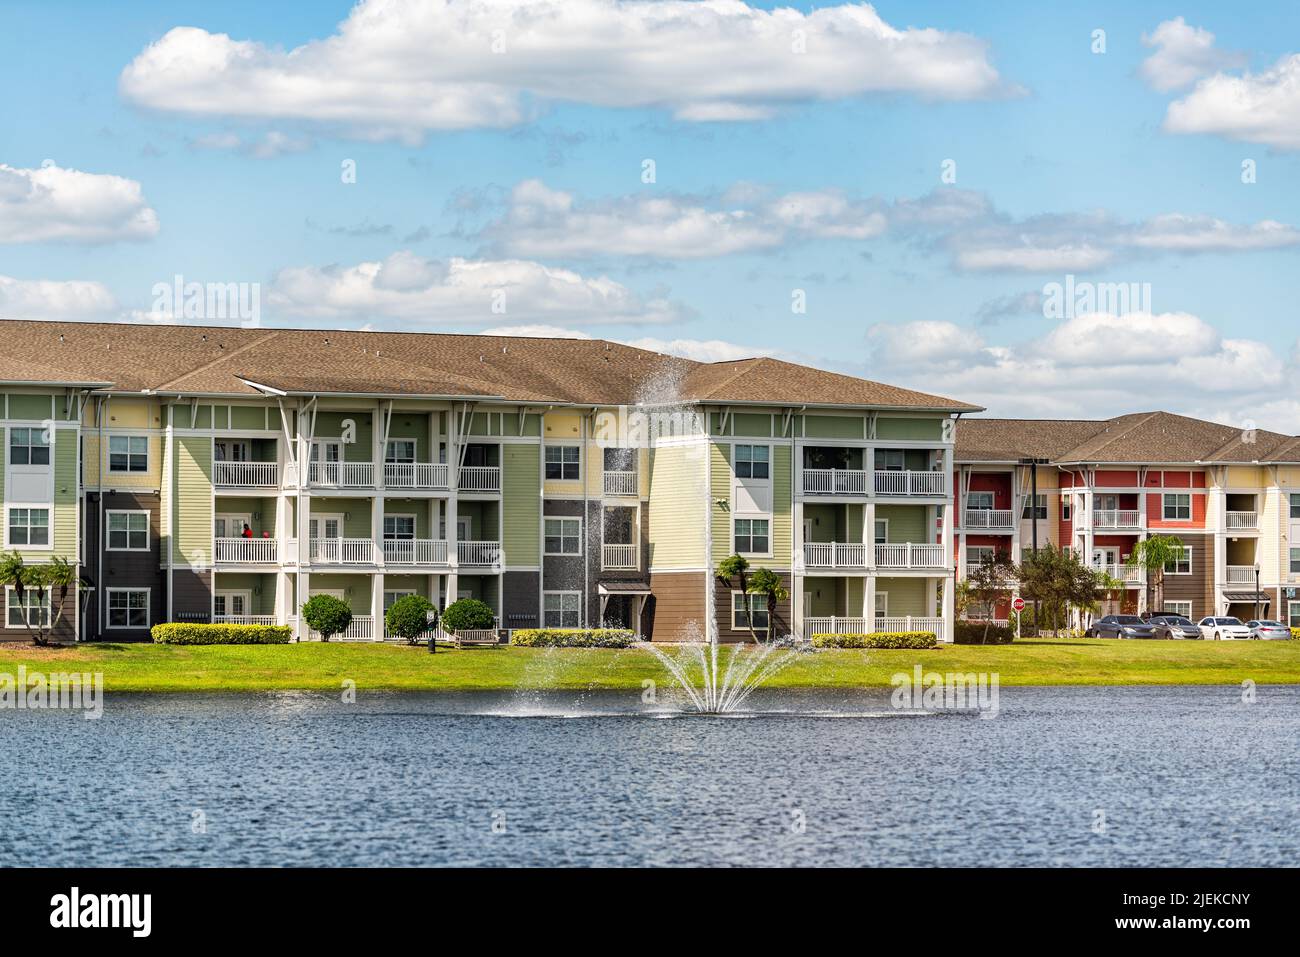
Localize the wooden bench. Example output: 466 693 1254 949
452 629 500 649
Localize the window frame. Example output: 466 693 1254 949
543 590 582 628
966 491 994 511
8 427 51 466
1164 546 1193 576
1162 492 1192 521
1164 600 1193 619
873 518 889 545
107 434 149 474
966 545 996 567
106 510 150 552
106 587 150 630
874 449 905 472
1021 493 1048 520
1290 494 1300 520
544 444 581 482
382 513 417 541
1061 498 1072 521
733 516 771 556
731 591 769 634
1290 548 1300 575
543 516 582 556
6 587 50 628
385 439 417 464
733 444 770 480
7 507 50 549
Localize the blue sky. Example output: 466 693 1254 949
3 0 1300 427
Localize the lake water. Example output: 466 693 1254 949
2 685 1296 867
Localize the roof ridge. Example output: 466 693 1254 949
1059 411 1160 461
154 330 282 391
690 357 767 400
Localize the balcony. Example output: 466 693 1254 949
603 470 638 497
805 615 944 635
875 470 946 497
803 542 868 569
214 538 278 564
1093 563 1143 584
383 462 450 491
1226 511 1258 530
309 461 375 489
457 540 502 567
381 539 449 566
214 615 277 626
309 538 376 565
1226 565 1257 585
1093 509 1141 529
803 468 868 496
877 616 944 634
601 543 638 570
307 615 376 641
214 461 280 488
458 466 501 493
874 543 946 570
964 508 1014 530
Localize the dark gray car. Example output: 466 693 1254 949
1148 615 1203 640
1089 614 1157 639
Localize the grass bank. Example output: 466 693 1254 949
1 637 1297 691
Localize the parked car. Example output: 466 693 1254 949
1197 616 1253 640
1147 615 1202 640
1088 615 1157 639
1245 619 1292 640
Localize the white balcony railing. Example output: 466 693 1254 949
1094 563 1143 584
382 539 450 565
214 615 277 626
383 462 450 490
877 616 944 635
1226 565 1257 584
875 470 946 497
213 461 279 488
214 537 278 564
308 615 375 642
309 461 375 488
603 471 638 496
804 616 869 635
457 466 501 493
964 508 1014 529
458 540 501 566
802 468 868 496
803 542 868 568
309 538 376 564
874 543 946 569
601 543 638 570
1093 509 1141 529
1226 511 1258 529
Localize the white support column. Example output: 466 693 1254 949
445 493 459 607
371 572 385 640
864 501 877 570
863 576 876 626
792 574 805 636
941 575 955 643
297 571 310 640
371 495 383 568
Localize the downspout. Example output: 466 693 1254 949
97 395 108 640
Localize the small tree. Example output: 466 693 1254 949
746 567 789 641
716 554 754 641
0 552 77 646
442 597 495 632
301 594 352 642
385 595 438 648
967 553 1019 643
1125 535 1185 614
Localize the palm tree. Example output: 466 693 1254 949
0 552 76 646
716 554 755 641
746 567 789 641
1125 535 1186 614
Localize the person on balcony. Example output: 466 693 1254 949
241 523 253 538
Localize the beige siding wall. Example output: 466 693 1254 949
647 443 706 569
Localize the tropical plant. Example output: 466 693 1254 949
966 552 1019 643
441 597 495 632
1019 546 1103 637
300 593 352 642
0 552 77 646
746 567 789 639
385 594 438 648
1125 535 1186 614
715 553 755 640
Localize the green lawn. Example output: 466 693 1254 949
2 637 1298 691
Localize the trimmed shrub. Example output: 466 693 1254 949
811 631 937 649
1291 628 1300 640
510 628 635 648
442 597 495 632
954 621 1015 645
385 595 438 645
151 623 291 645
301 594 353 642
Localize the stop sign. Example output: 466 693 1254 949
1011 597 1026 612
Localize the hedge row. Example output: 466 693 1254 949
509 628 636 648
151 623 292 645
954 621 1015 645
810 631 937 649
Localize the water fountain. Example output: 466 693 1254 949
639 621 804 714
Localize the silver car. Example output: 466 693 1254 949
1245 619 1292 640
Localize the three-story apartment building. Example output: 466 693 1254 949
954 413 1300 625
0 320 973 643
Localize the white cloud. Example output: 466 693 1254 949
1164 53 1300 149
0 275 119 320
0 163 159 243
1139 17 1246 92
118 1 1013 140
472 322 766 362
267 251 686 325
481 323 593 339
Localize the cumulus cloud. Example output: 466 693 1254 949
0 163 160 243
1139 17 1246 92
865 312 1298 428
0 275 119 320
118 0 1014 140
1164 52 1300 149
267 251 687 325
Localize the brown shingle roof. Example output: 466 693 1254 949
0 319 977 411
957 412 1300 465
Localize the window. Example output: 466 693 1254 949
967 546 995 566
108 435 148 473
731 592 769 633
1164 600 1193 619
1291 494 1300 519
6 588 49 627
966 491 993 511
1022 494 1047 520
1290 548 1300 575
874 592 888 619
9 427 50 466
874 519 888 544
1061 499 1072 521
382 515 416 540
545 445 580 481
385 440 416 464
875 449 904 471
107 589 149 629
543 592 581 628
384 589 416 611
107 511 149 551
544 517 581 555
1291 602 1300 628
734 518 770 554
8 508 49 547
1164 546 1192 575
213 440 248 462
734 445 769 479
1163 493 1191 520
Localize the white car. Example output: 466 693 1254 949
1197 616 1253 640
